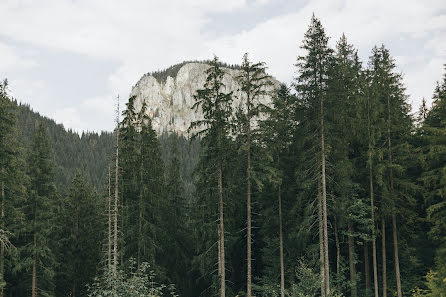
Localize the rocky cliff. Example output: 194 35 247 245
130 62 279 135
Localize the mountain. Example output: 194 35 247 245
11 61 278 192
14 101 115 192
130 62 280 135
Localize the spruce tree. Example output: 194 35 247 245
259 84 296 297
22 122 58 297
55 172 103 297
189 56 233 297
120 95 139 265
163 134 191 295
328 34 373 296
421 65 446 296
236 52 272 297
294 15 333 296
137 100 165 271
369 45 415 297
0 79 25 296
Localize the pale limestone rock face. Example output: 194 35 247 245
130 63 279 136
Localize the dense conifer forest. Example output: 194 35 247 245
0 16 445 297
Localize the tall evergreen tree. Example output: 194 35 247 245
259 84 296 297
294 15 333 296
55 172 103 297
137 100 165 271
236 52 272 297
189 56 233 297
421 65 446 296
0 79 25 296
119 95 139 266
162 134 191 295
369 45 416 297
20 122 58 297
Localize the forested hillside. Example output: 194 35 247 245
0 15 445 297
14 102 114 191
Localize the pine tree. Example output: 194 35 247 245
163 134 191 294
21 121 58 297
119 95 139 266
369 45 415 297
189 56 233 297
113 96 120 277
236 52 272 297
294 15 333 296
259 84 296 297
137 100 165 271
55 172 103 297
421 65 446 296
328 34 370 297
0 79 25 296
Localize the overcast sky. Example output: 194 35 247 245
1 0 445 133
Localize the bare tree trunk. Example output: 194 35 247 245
113 97 120 277
32 233 37 297
138 161 143 269
334 220 340 276
392 214 402 297
278 185 285 297
386 96 402 297
318 183 325 297
321 93 330 296
108 166 112 268
218 228 222 278
368 95 379 297
382 219 387 297
218 162 225 297
348 223 357 297
364 243 370 292
247 92 253 297
72 279 76 297
0 167 4 297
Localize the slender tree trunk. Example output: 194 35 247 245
113 98 119 277
334 220 340 276
348 223 357 297
321 92 330 296
218 228 222 277
138 161 143 269
368 95 379 297
108 166 112 268
0 167 4 297
72 279 76 297
247 92 253 297
278 185 285 297
392 214 402 297
382 219 387 297
364 243 370 292
218 161 225 297
386 96 402 297
32 233 37 297
318 182 325 297
120 194 124 267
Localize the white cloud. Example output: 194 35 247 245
0 42 37 73
1 0 444 132
205 0 446 108
52 107 85 131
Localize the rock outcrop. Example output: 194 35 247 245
130 62 279 135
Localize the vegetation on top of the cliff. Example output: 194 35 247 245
148 60 241 84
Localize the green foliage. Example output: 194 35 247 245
88 260 178 297
17 121 58 296
0 18 444 297
55 172 103 297
14 101 114 191
288 260 320 297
